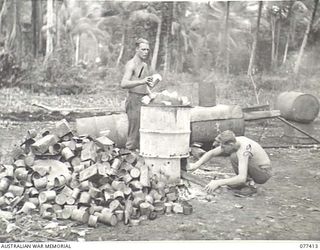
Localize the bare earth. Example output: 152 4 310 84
0 116 319 242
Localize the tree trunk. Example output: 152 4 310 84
225 1 230 75
270 17 276 70
294 0 319 75
31 0 39 57
45 0 54 61
0 0 7 34
282 0 294 64
7 0 22 63
116 29 125 66
56 0 60 48
38 0 43 55
275 20 281 67
247 1 263 76
164 3 173 75
75 34 80 65
151 17 162 72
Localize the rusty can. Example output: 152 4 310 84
14 167 28 180
4 165 14 178
55 193 67 206
88 215 98 227
8 185 24 196
79 192 91 205
182 202 193 215
54 175 67 187
39 190 56 203
115 210 124 221
111 158 121 170
71 187 81 199
61 147 75 161
71 209 89 224
164 202 173 214
33 176 48 189
0 177 11 192
0 196 10 206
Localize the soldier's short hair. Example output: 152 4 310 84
135 38 149 48
215 130 236 144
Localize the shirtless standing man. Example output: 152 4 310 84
121 38 154 151
188 130 272 196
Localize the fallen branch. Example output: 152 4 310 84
32 102 123 113
242 104 270 112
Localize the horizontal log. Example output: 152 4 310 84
244 110 280 121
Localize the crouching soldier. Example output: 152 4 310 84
187 130 272 196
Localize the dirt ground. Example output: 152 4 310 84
0 116 319 242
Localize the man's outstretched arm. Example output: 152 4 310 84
188 146 223 171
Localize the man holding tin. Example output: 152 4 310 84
121 38 156 151
187 130 272 196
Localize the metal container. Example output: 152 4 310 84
88 215 98 227
39 190 56 203
76 114 128 147
71 209 89 223
0 177 11 192
8 185 24 196
33 176 48 189
276 91 320 123
79 192 91 205
140 105 191 158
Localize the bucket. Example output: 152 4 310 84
76 114 128 147
276 91 320 123
140 105 191 158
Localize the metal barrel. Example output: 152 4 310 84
76 114 128 147
276 91 320 123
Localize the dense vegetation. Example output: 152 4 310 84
0 0 319 100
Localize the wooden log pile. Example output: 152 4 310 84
0 119 193 227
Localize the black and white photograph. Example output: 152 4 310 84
0 0 319 247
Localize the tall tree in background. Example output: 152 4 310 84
45 0 54 62
294 0 319 75
247 1 263 76
282 0 294 64
224 1 230 75
31 0 41 57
